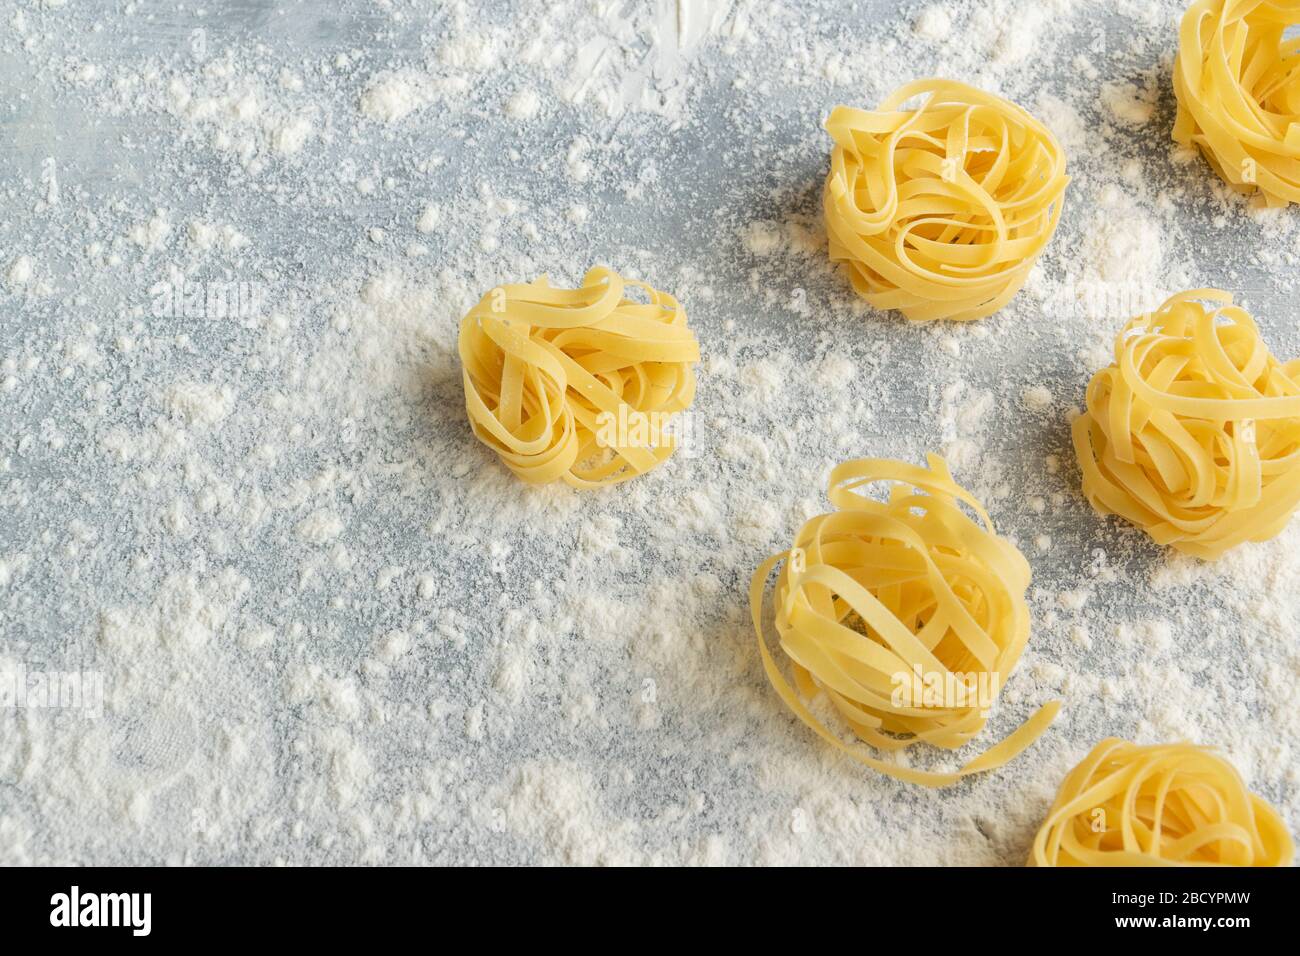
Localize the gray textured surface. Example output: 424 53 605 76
0 0 1297 865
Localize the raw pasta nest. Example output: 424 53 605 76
1031 739 1294 867
823 78 1069 323
458 267 699 488
1173 0 1300 208
749 455 1059 786
1072 289 1300 559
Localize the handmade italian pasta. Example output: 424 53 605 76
1031 739 1294 866
749 455 1060 786
823 79 1069 322
1073 289 1300 559
458 267 699 487
1173 0 1300 207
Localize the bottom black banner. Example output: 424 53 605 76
0 865 1294 939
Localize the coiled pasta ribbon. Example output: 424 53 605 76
1173 0 1300 208
1031 739 1294 866
749 455 1060 786
823 78 1069 322
458 267 699 487
1073 289 1300 559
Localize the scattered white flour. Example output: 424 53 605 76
129 211 172 252
1101 81 1158 125
295 510 345 546
359 71 431 123
1022 385 1053 410
416 205 441 233
271 114 313 155
4 255 33 288
164 382 235 427
1079 187 1166 287
742 220 782 257
505 88 541 121
914 5 953 40
0 0 1297 869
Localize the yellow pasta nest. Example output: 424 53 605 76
1073 289 1300 559
749 455 1060 786
458 267 700 487
1173 0 1300 208
1031 739 1294 867
823 78 1069 323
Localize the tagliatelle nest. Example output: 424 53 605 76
749 455 1059 787
823 78 1069 323
1173 0 1300 208
1072 289 1300 560
458 267 699 487
1031 739 1294 867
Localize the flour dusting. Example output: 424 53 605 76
0 0 1297 866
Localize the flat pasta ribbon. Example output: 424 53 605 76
1073 289 1300 559
1173 0 1300 207
1031 739 1294 866
750 454 1060 786
823 78 1069 322
458 267 700 488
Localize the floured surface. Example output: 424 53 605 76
0 0 1297 865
